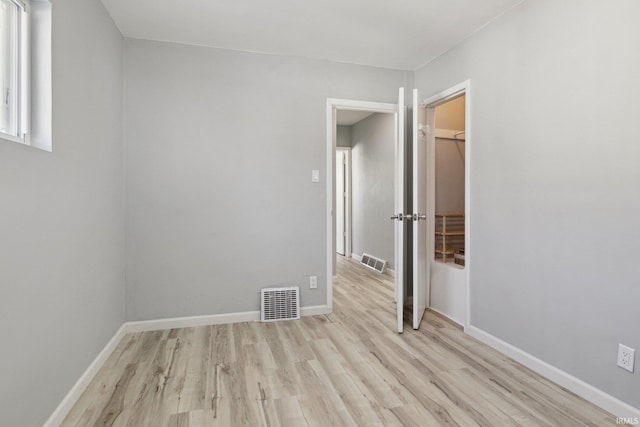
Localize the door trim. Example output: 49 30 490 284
422 80 471 329
326 98 398 312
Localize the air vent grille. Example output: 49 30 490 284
261 286 300 322
360 253 387 274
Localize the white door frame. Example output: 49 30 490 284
326 98 398 312
336 147 352 257
422 80 471 329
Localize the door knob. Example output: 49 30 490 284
413 213 427 221
390 213 412 221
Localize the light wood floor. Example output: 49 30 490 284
62 256 616 426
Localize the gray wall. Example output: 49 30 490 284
124 39 412 320
0 1 125 425
337 125 352 147
351 113 395 268
415 0 640 408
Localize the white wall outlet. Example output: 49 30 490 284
311 170 320 183
617 344 635 373
309 275 318 289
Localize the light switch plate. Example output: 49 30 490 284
311 170 320 183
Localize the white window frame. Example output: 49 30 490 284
0 0 30 145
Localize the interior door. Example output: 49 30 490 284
394 87 406 333
413 88 429 329
336 151 346 256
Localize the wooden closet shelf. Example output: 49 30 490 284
435 212 465 263
435 248 457 255
435 231 465 236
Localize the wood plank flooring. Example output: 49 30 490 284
62 256 617 426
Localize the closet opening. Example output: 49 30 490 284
433 95 466 268
422 80 470 328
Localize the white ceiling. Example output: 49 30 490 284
101 0 523 70
337 110 374 126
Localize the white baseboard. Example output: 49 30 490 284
351 253 362 262
43 324 127 427
44 305 330 426
465 325 640 420
125 310 260 333
300 304 331 317
125 305 330 333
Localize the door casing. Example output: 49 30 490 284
422 80 471 329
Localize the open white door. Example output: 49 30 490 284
413 89 430 329
394 88 406 333
336 151 346 256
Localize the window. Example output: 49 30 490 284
0 0 50 150
0 0 28 143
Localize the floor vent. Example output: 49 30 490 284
261 286 300 322
361 253 387 274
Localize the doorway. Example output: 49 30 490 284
335 111 396 269
434 95 465 265
326 98 399 313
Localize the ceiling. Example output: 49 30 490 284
101 0 523 70
337 110 374 126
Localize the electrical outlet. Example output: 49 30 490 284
309 275 317 289
617 344 635 373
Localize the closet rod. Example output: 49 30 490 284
437 136 465 141
435 129 465 141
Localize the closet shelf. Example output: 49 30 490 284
435 231 465 236
435 248 456 255
435 213 465 264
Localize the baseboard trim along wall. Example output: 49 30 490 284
465 325 640 420
43 304 330 426
43 324 128 427
125 310 261 333
126 305 330 333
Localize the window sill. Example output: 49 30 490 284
0 134 51 152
